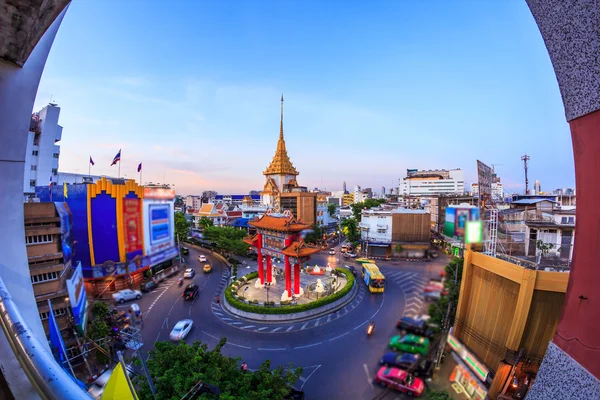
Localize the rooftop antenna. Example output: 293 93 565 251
521 154 530 194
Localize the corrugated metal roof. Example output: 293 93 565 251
511 199 556 205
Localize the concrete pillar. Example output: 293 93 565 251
0 7 69 400
284 237 292 298
266 255 272 284
294 262 301 295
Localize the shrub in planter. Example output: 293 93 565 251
280 300 292 306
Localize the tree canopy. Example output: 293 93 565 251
174 212 191 243
350 198 386 221
135 338 302 400
303 224 324 245
327 203 337 217
198 216 214 229
341 218 360 246
202 226 248 257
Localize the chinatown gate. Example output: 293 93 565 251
244 211 320 301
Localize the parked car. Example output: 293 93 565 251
112 289 142 304
379 353 434 377
183 284 199 300
389 334 430 355
198 254 207 262
423 291 441 301
373 367 425 397
424 281 444 293
169 319 194 341
180 247 190 255
183 268 196 279
203 264 212 273
328 248 336 255
396 317 434 337
140 281 157 293
345 252 357 258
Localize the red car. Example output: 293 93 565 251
374 367 425 397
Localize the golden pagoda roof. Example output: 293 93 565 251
263 95 299 176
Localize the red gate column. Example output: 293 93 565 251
266 255 273 284
294 262 303 296
283 236 292 300
255 233 264 288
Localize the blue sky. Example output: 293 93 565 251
35 0 575 196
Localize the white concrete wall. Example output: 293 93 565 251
360 212 392 243
0 7 69 399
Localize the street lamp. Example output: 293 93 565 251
337 229 341 264
266 286 270 303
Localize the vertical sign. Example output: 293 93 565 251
476 160 493 209
66 262 88 332
149 204 170 244
54 202 73 268
123 198 143 256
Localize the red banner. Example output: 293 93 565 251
123 198 143 255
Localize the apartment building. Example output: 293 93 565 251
399 168 465 196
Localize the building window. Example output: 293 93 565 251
26 234 53 245
32 150 39 156
51 168 58 175
29 179 36 187
53 153 59 159
31 271 59 284
31 165 37 171
39 307 67 321
377 229 386 233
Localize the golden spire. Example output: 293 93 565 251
263 94 299 176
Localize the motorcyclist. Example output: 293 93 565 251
367 320 375 335
177 277 183 287
216 295 220 304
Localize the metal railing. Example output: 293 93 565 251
0 276 91 400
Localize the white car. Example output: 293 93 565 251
112 289 142 304
198 255 207 262
88 366 132 399
328 249 336 255
183 268 195 279
170 319 193 341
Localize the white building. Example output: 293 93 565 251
399 168 464 196
185 195 203 211
24 104 62 198
471 182 504 202
524 208 575 267
354 191 370 204
360 208 393 246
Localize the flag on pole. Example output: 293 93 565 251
63 182 68 199
100 363 139 400
90 156 95 166
49 175 53 187
111 150 121 166
137 162 142 172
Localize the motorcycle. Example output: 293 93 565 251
367 320 375 336
177 278 183 287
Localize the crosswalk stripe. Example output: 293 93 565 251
257 327 268 331
231 322 243 325
272 327 282 332
301 322 309 330
242 325 255 329
286 326 295 332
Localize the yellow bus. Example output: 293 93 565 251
361 263 386 293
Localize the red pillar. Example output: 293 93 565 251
294 262 301 295
284 236 292 297
266 255 272 283
256 232 264 284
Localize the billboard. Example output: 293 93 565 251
149 204 171 244
444 206 456 237
54 202 73 268
123 198 143 257
444 205 481 239
477 160 493 208
66 262 88 332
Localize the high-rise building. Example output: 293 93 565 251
343 181 347 193
24 104 63 199
471 182 504 202
534 180 541 194
399 168 465 196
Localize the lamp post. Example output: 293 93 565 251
337 229 341 265
266 286 270 303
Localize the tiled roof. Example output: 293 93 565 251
198 204 214 214
281 241 320 257
249 214 310 232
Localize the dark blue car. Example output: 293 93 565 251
379 352 433 377
396 317 435 337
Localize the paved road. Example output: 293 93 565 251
120 245 448 400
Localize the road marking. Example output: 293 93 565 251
214 312 223 316
201 330 220 341
271 327 282 332
354 320 369 330
352 300 359 307
242 325 255 329
327 315 332 323
257 347 286 351
226 342 251 349
314 318 321 327
257 327 268 331
294 342 322 350
286 326 295 332
301 322 309 330
363 364 374 390
328 332 349 341
189 306 192 316
230 322 243 325
300 365 321 390
221 317 232 321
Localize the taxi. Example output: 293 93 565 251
203 263 212 273
374 367 425 396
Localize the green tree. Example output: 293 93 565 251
350 198 386 221
88 301 111 364
341 218 360 246
327 203 337 217
427 389 453 400
428 257 464 326
203 226 248 257
135 338 302 400
304 224 323 245
174 212 191 243
198 216 214 229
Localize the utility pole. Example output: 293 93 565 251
521 154 530 194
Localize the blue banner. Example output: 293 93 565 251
54 202 73 268
47 300 67 366
150 205 170 244
66 263 88 332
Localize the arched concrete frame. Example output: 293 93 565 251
0 1 598 399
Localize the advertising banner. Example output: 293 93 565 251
54 202 73 268
444 207 456 237
123 198 143 256
476 160 493 208
66 262 88 332
144 187 175 200
149 204 171 244
455 209 470 238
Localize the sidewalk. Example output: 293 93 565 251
427 351 469 400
